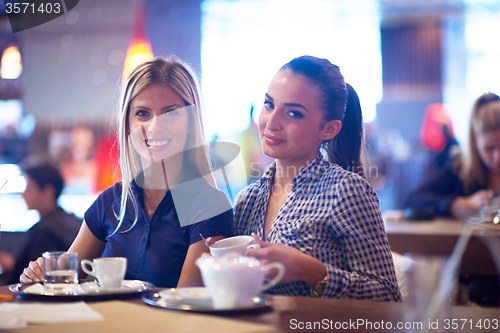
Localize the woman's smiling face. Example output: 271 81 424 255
128 83 189 165
259 69 340 166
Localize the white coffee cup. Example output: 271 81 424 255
209 235 260 257
81 257 127 289
196 254 284 309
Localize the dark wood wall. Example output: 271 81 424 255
382 21 442 100
376 20 444 210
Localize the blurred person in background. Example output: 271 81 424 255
237 104 273 184
59 125 98 194
7 159 82 284
405 93 500 307
405 93 500 221
420 103 460 173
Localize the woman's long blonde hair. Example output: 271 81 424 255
459 93 500 191
112 56 214 235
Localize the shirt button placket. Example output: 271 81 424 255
137 222 150 271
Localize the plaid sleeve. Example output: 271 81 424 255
323 173 402 301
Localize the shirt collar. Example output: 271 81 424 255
259 154 330 188
114 179 175 222
112 181 141 221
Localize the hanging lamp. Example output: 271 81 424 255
1 44 22 79
122 2 153 86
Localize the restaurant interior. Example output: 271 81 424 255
0 0 500 331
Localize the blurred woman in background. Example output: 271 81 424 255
405 92 500 221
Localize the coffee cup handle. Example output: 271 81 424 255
81 260 96 277
258 262 285 292
247 244 261 250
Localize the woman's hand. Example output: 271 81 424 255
245 234 326 285
450 190 494 220
20 257 44 283
177 236 225 288
204 237 217 248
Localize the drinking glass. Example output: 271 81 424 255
480 196 500 223
43 251 78 295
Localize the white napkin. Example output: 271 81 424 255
0 301 104 329
22 282 87 295
0 303 27 330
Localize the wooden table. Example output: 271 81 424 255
1 285 499 332
384 216 500 276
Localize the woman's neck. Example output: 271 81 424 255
139 155 183 191
140 156 184 220
37 202 57 218
273 157 313 188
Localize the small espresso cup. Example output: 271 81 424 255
209 235 260 257
81 257 127 289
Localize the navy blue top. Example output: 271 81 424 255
84 180 234 288
404 163 483 216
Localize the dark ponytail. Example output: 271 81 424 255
327 83 363 171
280 56 364 171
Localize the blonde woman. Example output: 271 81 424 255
405 92 500 220
21 57 234 288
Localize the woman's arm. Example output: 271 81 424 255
20 221 105 283
246 235 327 285
327 176 401 301
405 164 465 216
176 236 225 288
68 221 106 276
449 190 493 220
246 234 400 301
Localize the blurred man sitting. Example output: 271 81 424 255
6 159 82 284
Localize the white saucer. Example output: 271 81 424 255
143 290 271 312
17 280 155 301
80 280 147 294
159 287 211 302
20 280 151 296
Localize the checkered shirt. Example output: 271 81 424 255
234 154 402 302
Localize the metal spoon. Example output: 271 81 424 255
0 180 8 191
199 233 212 248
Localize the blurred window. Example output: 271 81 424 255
200 0 382 140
